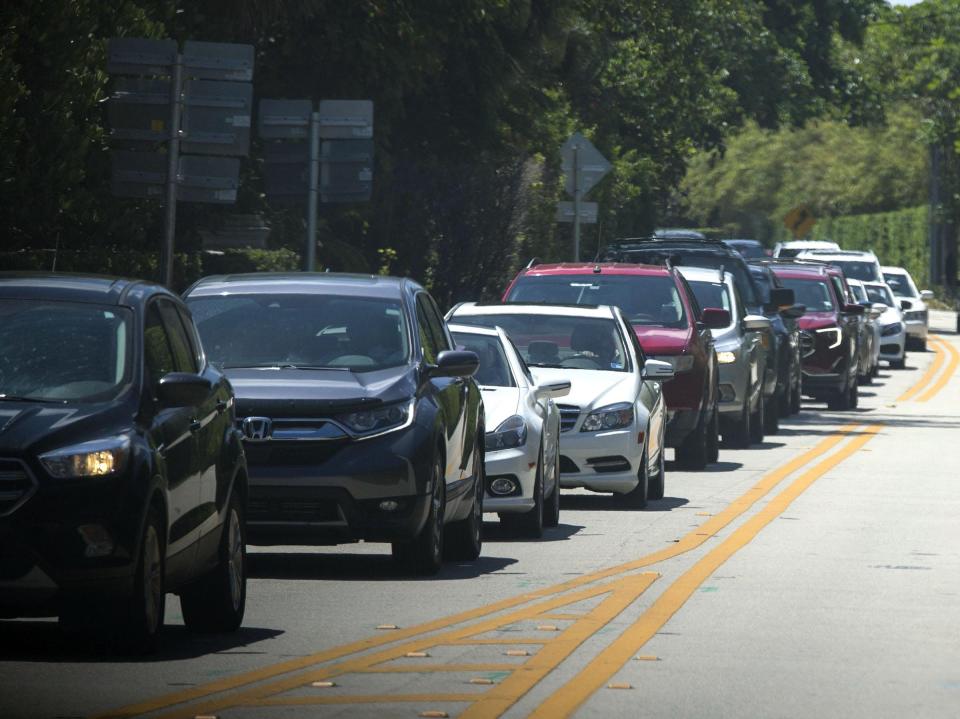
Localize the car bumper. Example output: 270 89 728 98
879 330 906 361
716 360 751 416
243 424 433 545
483 446 537 515
904 319 927 339
557 427 643 495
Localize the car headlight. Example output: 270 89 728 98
581 402 634 432
40 435 131 478
335 400 414 437
815 327 842 349
881 322 903 337
485 415 527 451
652 355 695 373
716 350 737 364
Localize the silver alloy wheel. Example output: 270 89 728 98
226 508 243 612
142 525 162 634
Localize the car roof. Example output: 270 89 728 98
446 323 501 337
452 301 618 320
675 265 734 284
880 266 909 275
520 262 670 277
797 249 877 260
768 264 831 280
778 240 839 248
185 272 419 299
0 272 173 306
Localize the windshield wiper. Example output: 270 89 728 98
0 395 68 403
222 363 351 371
526 362 565 368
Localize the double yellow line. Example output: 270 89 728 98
97 422 881 719
897 334 959 403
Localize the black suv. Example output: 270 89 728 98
184 273 485 575
603 233 785 432
0 274 247 651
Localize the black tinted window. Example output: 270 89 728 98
144 304 176 389
158 301 198 373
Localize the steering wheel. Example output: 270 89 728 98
560 354 602 369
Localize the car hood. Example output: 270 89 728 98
711 324 742 349
798 311 838 331
527 367 635 412
477 387 521 429
633 326 692 355
225 365 418 417
0 400 132 456
879 306 904 325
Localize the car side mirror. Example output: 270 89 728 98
868 302 886 319
430 350 479 378
742 314 771 331
701 307 731 329
157 372 211 408
780 304 806 319
920 289 934 301
642 359 674 381
842 303 865 315
768 287 795 308
899 299 913 311
535 380 571 399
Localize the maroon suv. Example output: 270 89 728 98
503 263 727 468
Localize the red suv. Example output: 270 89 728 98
768 262 864 410
503 263 727 468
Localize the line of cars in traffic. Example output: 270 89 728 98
0 234 932 649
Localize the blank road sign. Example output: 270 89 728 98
263 142 309 199
108 78 171 142
177 155 240 204
182 41 254 81
555 201 598 224
258 99 312 139
111 151 167 199
181 79 253 156
320 139 373 202
317 100 373 139
107 38 176 76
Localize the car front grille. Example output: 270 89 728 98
557 405 581 433
0 459 37 517
799 331 816 358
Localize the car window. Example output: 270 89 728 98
450 332 515 387
620 249 761 307
674 273 703 320
144 303 176 392
686 279 732 316
158 300 198 374
779 278 836 313
883 273 916 298
423 294 453 352
506 274 687 329
175 305 205 370
865 284 895 306
829 276 849 306
415 295 441 364
829 260 880 282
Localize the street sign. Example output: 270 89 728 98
108 78 171 142
561 132 611 198
107 38 176 76
182 41 254 81
555 201 598 224
258 99 312 140
111 151 166 199
317 100 374 139
784 205 816 238
181 79 253 156
177 155 240 204
263 142 309 199
320 139 374 202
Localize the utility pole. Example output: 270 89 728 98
161 55 183 288
306 111 321 272
572 143 581 262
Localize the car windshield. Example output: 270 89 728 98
505 275 687 328
849 283 868 302
450 331 515 387
618 249 760 306
883 273 916 298
686 280 733 320
865 284 896 306
0 299 132 402
725 241 766 258
779 278 837 313
828 260 880 282
188 294 410 372
451 314 628 372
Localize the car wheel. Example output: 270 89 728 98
749 392 765 444
791 381 802 414
543 448 561 528
722 399 751 449
850 379 859 409
827 375 854 410
181 491 246 633
623 453 648 509
890 355 906 369
445 432 485 560
393 452 445 574
763 392 779 434
676 409 708 470
778 385 791 417
113 507 165 653
514 445 544 538
647 439 665 501
706 405 720 465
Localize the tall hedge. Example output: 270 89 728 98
804 206 930 287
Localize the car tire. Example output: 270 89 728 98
623 450 648 509
181 491 246 633
543 449 561 528
891 356 906 370
393 452 445 574
706 405 720 465
722 399 751 449
512 445 544 538
749 393 765 444
676 409 708 470
778 385 791 417
113 507 165 654
791 381 802 414
647 439 665 501
445 433 485 560
763 392 779 434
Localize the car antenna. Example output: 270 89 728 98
526 257 540 269
718 264 725 282
664 256 673 270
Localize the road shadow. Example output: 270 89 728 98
0 620 283 663
666 460 743 473
559 494 688 513
248 551 517 582
482 521 584 543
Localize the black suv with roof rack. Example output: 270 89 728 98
184 273 485 575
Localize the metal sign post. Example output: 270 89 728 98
307 112 321 272
560 132 610 262
161 56 183 288
573 144 580 262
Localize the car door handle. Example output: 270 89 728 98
189 419 202 434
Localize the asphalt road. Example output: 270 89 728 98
2 313 958 719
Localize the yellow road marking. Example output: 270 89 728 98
358 664 515 674
898 336 946 401
96 425 860 719
450 638 549 646
918 336 959 402
529 424 883 719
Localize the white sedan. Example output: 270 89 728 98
882 265 933 351
449 303 674 508
448 324 569 537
